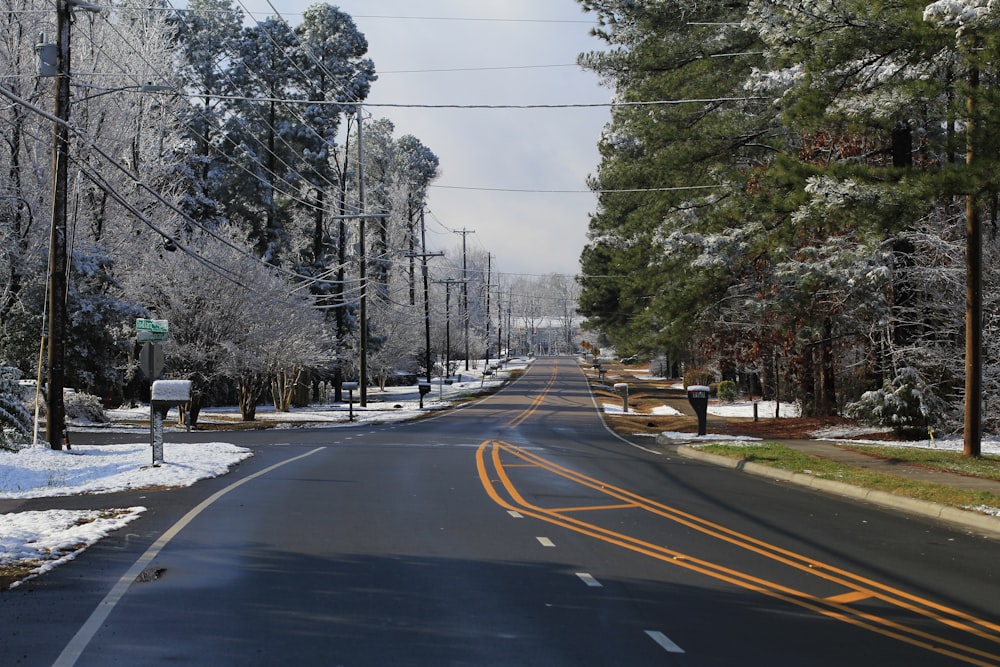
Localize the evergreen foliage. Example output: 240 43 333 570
0 366 32 452
576 0 1000 429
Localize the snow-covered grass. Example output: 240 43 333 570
652 399 798 443
1 508 145 589
658 432 761 442
0 443 252 589
0 442 253 499
0 359 531 587
828 435 1000 456
602 402 637 415
708 399 800 418
89 366 520 431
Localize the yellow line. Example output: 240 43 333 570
477 440 1000 666
496 439 1000 640
551 503 640 513
504 362 559 429
827 591 877 604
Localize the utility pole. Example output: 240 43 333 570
506 289 512 358
964 60 982 458
413 208 443 382
454 228 474 370
44 0 73 450
497 282 503 359
356 105 368 406
484 253 491 366
435 279 463 381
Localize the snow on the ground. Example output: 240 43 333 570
602 402 639 415
651 399 795 440
0 358 532 587
708 400 801 418
651 405 683 416
657 432 761 442
91 367 519 431
0 442 253 499
1 507 145 589
826 435 1000 456
0 442 251 588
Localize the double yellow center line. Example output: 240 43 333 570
476 362 1000 666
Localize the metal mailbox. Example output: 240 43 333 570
687 384 710 436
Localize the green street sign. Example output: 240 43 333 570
136 318 169 343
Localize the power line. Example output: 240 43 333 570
379 63 579 74
174 93 764 109
430 184 725 194
218 11 595 25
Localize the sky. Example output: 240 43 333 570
236 0 611 279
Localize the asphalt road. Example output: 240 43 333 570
3 356 999 666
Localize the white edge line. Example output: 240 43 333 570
579 362 661 455
646 630 686 654
52 446 326 667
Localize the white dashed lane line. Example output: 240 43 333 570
646 630 686 654
516 520 687 658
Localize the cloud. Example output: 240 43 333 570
238 0 608 277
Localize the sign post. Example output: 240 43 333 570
343 382 358 421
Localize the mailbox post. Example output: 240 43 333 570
687 384 710 436
343 381 358 421
149 380 192 466
418 381 431 408
613 382 629 413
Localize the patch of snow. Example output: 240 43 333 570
603 402 638 415
828 436 1000 456
651 405 684 416
0 443 252 499
708 400 800 418
658 432 761 442
1 507 145 589
811 425 894 439
965 504 1000 517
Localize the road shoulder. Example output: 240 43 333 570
670 441 1000 539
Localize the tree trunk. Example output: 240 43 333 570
177 391 202 428
238 375 263 421
271 367 303 412
820 318 838 416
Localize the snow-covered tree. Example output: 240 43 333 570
131 233 335 421
0 366 32 451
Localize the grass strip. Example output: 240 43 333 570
837 444 1000 481
700 443 1000 513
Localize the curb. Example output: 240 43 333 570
672 443 1000 538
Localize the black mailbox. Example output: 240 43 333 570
687 384 710 436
